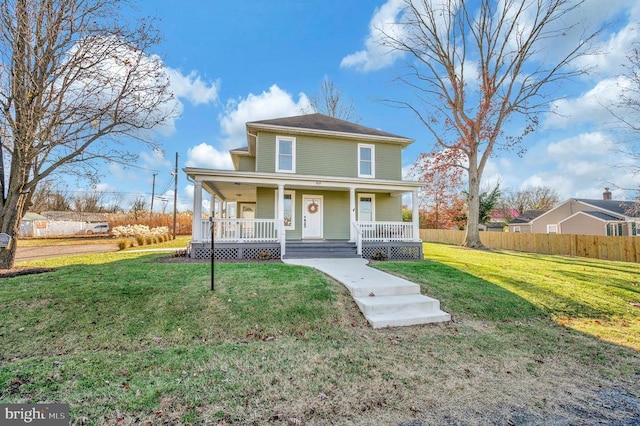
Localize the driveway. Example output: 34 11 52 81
15 243 119 262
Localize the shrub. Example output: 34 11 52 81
117 239 130 251
370 250 388 261
145 236 153 245
135 234 145 246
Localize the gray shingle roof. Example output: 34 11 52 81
247 113 411 141
581 211 624 221
509 209 548 224
576 199 639 218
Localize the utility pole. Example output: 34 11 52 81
172 152 178 239
150 172 157 216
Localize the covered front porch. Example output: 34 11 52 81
185 168 423 260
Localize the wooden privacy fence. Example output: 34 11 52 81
420 229 640 263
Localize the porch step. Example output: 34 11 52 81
364 309 452 328
284 241 359 259
354 294 441 316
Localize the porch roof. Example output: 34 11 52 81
184 168 423 202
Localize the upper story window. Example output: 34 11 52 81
358 144 375 178
547 224 558 234
276 136 296 173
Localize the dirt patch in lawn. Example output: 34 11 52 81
0 267 55 278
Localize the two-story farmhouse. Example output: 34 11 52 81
185 113 423 260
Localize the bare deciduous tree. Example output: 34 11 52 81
383 0 598 248
308 77 360 122
0 0 176 268
499 186 560 220
28 180 72 212
73 191 105 213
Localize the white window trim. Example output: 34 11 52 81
274 190 295 230
357 193 376 222
513 226 521 233
276 136 296 173
358 143 375 178
547 224 558 234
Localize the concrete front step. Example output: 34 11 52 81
365 309 452 328
354 294 441 316
284 241 359 259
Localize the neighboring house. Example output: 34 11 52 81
507 209 548 233
507 189 640 236
185 113 423 260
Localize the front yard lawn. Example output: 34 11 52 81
1 247 638 425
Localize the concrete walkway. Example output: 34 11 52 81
283 258 450 328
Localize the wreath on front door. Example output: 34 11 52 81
307 202 319 214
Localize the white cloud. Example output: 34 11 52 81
544 77 630 129
140 148 172 169
219 84 312 149
185 143 234 170
165 68 220 105
340 0 406 72
546 132 612 158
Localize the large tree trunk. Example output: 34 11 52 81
0 192 28 269
463 154 485 249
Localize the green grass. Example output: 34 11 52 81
1 247 639 425
375 243 640 350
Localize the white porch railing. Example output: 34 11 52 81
200 219 279 242
355 221 416 242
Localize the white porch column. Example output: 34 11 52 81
349 187 356 242
412 189 420 241
277 184 285 234
193 181 203 242
212 195 221 239
277 184 285 256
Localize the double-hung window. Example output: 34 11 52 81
358 144 375 178
276 136 296 173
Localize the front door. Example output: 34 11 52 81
302 195 323 239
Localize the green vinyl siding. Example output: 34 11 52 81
256 187 275 219
256 133 277 173
373 193 402 221
237 156 256 172
256 131 403 179
296 137 356 177
314 190 350 239
375 144 401 180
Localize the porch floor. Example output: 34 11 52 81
282 258 450 328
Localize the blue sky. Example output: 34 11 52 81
85 0 640 212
